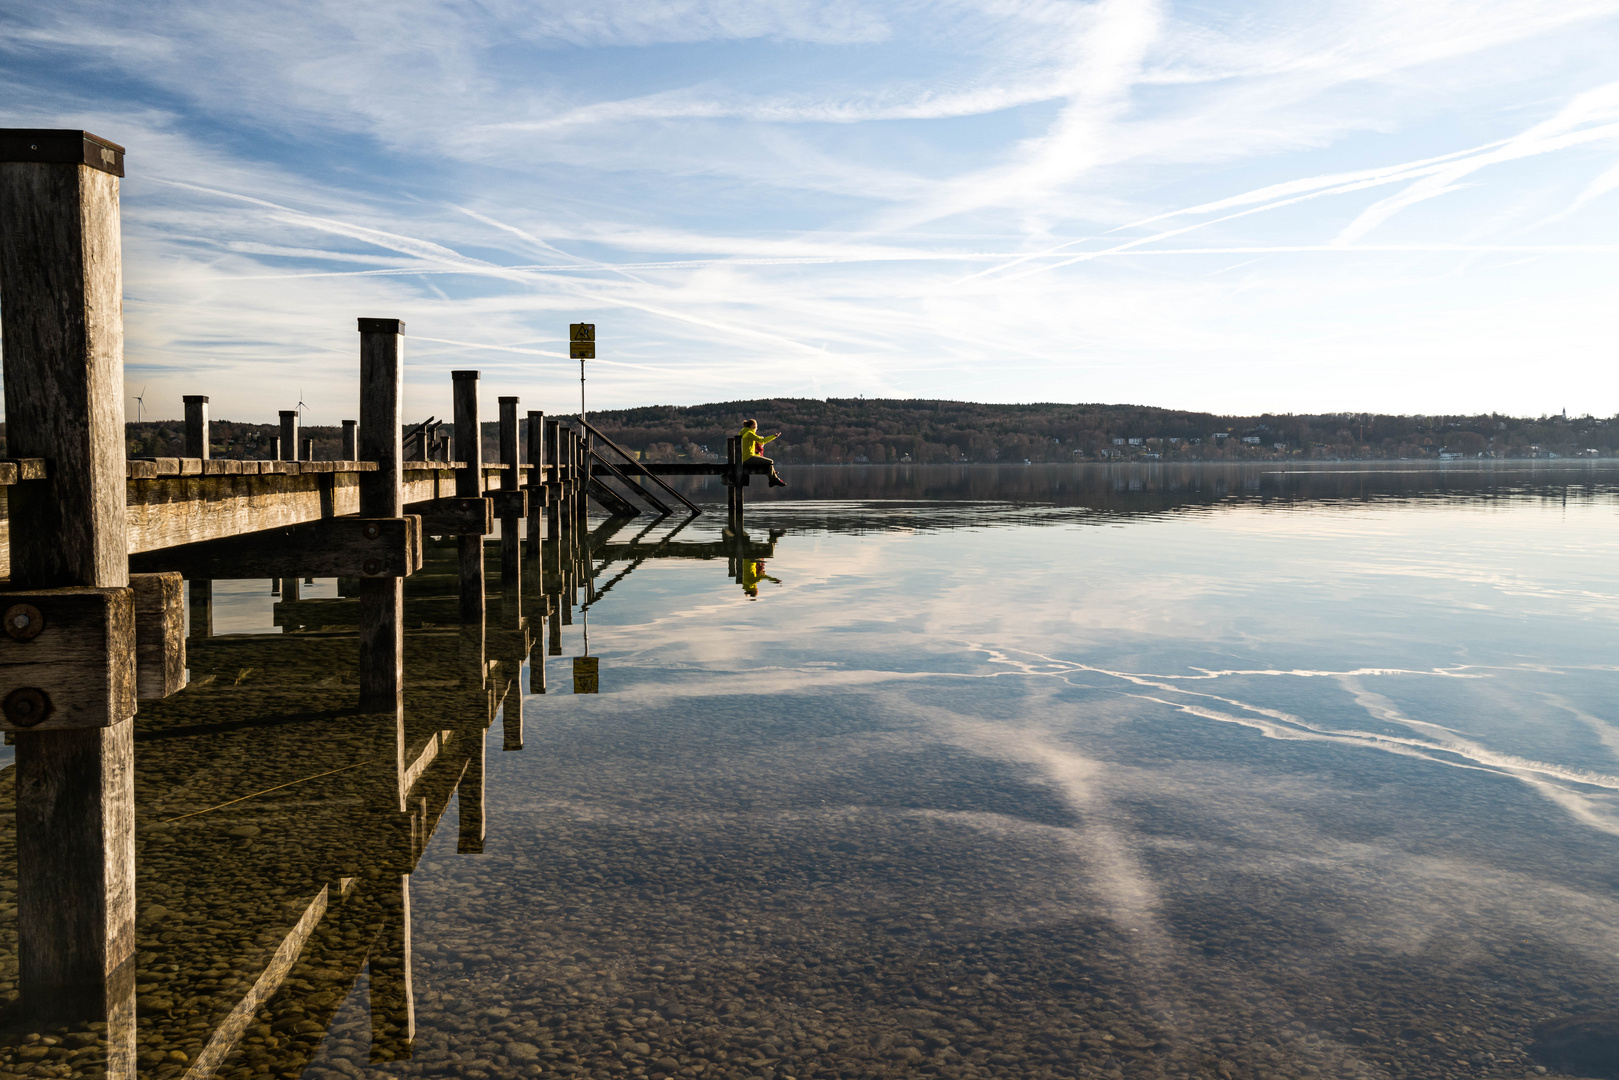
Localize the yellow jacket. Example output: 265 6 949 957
740 429 777 457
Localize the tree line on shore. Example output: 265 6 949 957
3 400 1609 463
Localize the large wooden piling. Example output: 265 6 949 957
0 128 139 1051
342 419 358 460
280 410 299 461
357 318 405 712
452 371 485 626
498 396 522 622
183 394 210 459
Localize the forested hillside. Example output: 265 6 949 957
6 400 1606 463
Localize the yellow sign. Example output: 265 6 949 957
573 655 599 694
570 323 596 360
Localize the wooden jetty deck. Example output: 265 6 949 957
0 127 791 1072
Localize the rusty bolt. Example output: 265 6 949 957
363 558 383 575
3 687 52 727
363 522 381 539
3 603 44 642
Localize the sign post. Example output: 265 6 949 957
570 323 595 422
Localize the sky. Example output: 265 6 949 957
3 0 1619 426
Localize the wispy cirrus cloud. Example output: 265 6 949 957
2 0 1618 421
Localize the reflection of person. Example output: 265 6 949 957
741 560 781 600
740 419 787 487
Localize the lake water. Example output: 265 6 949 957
5 462 1619 1080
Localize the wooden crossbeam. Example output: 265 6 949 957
129 517 422 579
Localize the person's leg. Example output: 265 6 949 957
755 454 787 487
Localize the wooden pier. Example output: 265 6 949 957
0 127 789 1073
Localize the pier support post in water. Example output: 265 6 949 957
187 578 212 638
183 394 209 459
357 318 406 713
498 395 522 622
526 408 546 544
280 409 300 461
342 419 358 460
0 128 139 1055
453 371 486 626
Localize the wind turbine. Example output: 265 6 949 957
134 385 146 424
295 388 309 421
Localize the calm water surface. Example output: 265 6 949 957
6 463 1619 1080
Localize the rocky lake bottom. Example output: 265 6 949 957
5 463 1619 1080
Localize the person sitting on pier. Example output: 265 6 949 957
740 419 787 487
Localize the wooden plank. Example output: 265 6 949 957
0 457 49 482
129 516 421 579
129 571 185 701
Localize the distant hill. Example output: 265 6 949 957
4 400 1605 463
579 399 1613 463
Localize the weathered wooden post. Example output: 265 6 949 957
267 434 280 460
342 419 358 460
498 396 522 619
302 436 314 462
280 409 299 461
452 371 484 626
183 394 210 459
187 579 212 638
357 319 405 712
0 128 138 1053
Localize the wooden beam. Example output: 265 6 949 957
129 571 184 701
0 586 136 730
342 419 358 460
129 516 422 579
0 127 137 1039
405 496 492 535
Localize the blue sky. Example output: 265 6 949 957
3 0 1619 426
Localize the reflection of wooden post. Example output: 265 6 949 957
367 874 416 1062
458 726 486 853
452 371 485 626
342 419 358 460
504 692 525 749
280 409 299 461
498 396 521 621
183 394 210 459
280 576 301 603
187 578 212 638
358 318 405 712
0 129 137 1053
